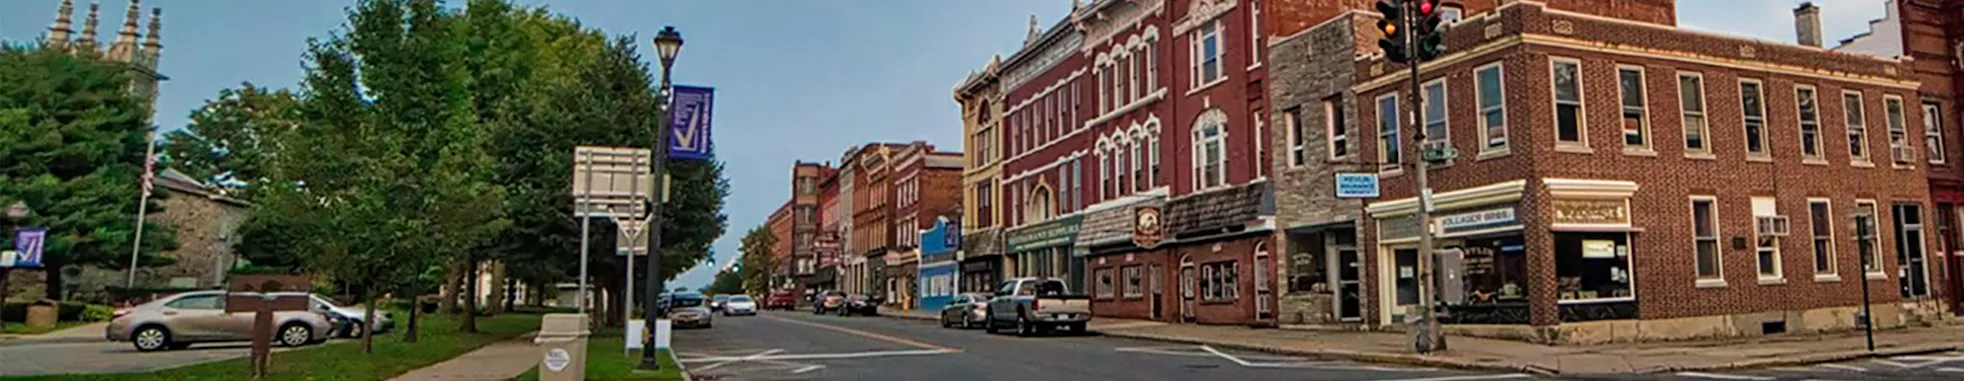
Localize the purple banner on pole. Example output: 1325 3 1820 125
8 227 47 268
667 85 715 161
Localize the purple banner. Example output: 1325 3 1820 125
7 227 47 268
667 85 715 161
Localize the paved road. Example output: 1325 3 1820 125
672 310 1538 381
0 340 267 376
1610 350 1964 381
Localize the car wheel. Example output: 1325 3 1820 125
132 326 171 352
983 309 999 333
1016 315 1032 337
961 314 975 329
278 323 314 347
343 320 367 338
940 314 953 328
1069 322 1088 334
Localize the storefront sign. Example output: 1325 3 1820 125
1435 207 1518 235
1553 199 1630 226
1006 215 1084 253
1582 240 1617 258
1132 206 1164 248
1380 215 1423 240
1335 173 1381 198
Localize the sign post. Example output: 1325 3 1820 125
1 227 48 330
572 146 655 316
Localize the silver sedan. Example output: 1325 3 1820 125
105 291 337 352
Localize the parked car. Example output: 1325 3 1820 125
764 290 797 310
840 294 881 316
106 291 337 352
985 278 1092 336
274 292 394 338
665 293 713 329
939 292 994 329
811 290 848 315
722 295 757 316
710 294 731 312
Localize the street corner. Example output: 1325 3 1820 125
1668 350 1964 381
1111 344 1541 381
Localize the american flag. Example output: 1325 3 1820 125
140 133 156 197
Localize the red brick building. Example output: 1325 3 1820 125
766 201 794 289
1340 1 1943 344
884 144 964 309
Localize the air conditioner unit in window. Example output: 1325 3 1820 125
1757 216 1792 237
1894 146 1916 162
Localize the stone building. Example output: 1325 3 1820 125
1338 1 1939 344
44 0 166 113
143 169 250 289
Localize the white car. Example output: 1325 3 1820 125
723 295 757 316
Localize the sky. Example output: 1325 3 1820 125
0 0 1893 289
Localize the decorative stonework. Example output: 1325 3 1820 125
1076 0 1163 52
1003 30 1085 92
1551 20 1574 35
1173 0 1235 35
1739 45 1756 58
1485 22 1503 39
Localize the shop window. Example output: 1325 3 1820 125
1451 236 1528 305
1554 232 1633 302
1201 261 1238 302
1288 231 1332 293
1095 268 1115 298
1123 265 1144 298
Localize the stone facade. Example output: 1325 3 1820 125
1266 12 1372 326
144 169 250 289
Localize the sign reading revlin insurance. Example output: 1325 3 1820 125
666 85 715 161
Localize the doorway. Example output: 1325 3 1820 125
1336 246 1363 321
1150 263 1164 320
1180 255 1196 323
1895 203 1931 299
1255 243 1273 319
1392 248 1420 321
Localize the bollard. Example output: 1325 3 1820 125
534 313 591 381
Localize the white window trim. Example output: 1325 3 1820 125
1192 109 1230 192
1617 64 1652 153
1254 111 1267 178
1678 71 1713 158
1795 84 1825 162
1247 0 1263 71
1691 195 1726 287
1923 102 1946 165
1190 18 1227 93
1847 90 1872 166
1421 78 1451 152
1475 62 1508 156
1286 107 1305 167
1377 93 1402 174
1326 99 1349 161
1550 57 1589 151
1856 199 1887 278
1808 198 1839 281
1752 197 1784 283
1886 95 1913 167
1740 78 1771 160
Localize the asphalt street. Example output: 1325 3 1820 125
0 339 272 376
672 310 1538 381
1576 350 1964 381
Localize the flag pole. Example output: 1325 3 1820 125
128 130 157 288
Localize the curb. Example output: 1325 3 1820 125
0 336 105 347
671 348 692 381
1643 344 1962 374
1093 329 1559 376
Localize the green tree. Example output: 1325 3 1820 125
159 83 300 191
0 44 177 300
705 268 743 295
737 225 778 296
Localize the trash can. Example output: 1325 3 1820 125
25 300 58 329
534 313 590 381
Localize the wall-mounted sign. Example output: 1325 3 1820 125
1132 206 1164 249
1553 199 1630 226
1335 173 1381 198
1435 207 1518 235
1005 215 1083 253
1379 215 1423 240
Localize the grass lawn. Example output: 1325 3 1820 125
511 331 682 381
1 321 91 335
1 310 541 381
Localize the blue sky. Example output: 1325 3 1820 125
0 0 1890 289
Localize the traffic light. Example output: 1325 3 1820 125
1376 0 1409 64
1414 0 1448 60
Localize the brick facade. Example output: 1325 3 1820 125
1343 2 1944 342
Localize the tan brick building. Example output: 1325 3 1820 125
1336 1 1945 344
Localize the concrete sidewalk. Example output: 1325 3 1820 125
872 307 1964 375
387 332 539 381
0 322 108 346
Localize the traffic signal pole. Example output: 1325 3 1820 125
1380 0 1448 354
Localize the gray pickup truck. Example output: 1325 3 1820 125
985 277 1092 336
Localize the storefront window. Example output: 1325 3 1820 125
1095 268 1115 298
1555 232 1634 302
1287 231 1331 293
1450 236 1528 305
1123 266 1144 297
1201 261 1238 301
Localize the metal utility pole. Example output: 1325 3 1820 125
1378 0 1450 353
641 25 684 371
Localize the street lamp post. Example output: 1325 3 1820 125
640 25 683 371
2 201 31 330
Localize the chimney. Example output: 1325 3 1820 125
1795 2 1822 48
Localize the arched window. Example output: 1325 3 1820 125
1192 109 1228 190
1130 133 1145 192
1031 184 1055 220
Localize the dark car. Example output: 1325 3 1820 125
710 294 731 312
939 292 994 329
812 290 847 315
840 294 881 316
665 293 713 329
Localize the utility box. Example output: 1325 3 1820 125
24 300 57 329
534 313 590 381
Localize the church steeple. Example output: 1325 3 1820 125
108 0 142 63
47 0 75 48
77 1 100 52
142 8 161 58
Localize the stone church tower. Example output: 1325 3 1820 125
45 0 166 115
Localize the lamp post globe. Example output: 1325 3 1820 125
654 26 684 71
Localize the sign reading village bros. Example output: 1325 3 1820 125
1434 207 1518 235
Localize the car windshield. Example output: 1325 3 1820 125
713 295 730 302
670 297 706 308
730 296 752 302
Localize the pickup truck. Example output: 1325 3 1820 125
985 277 1092 336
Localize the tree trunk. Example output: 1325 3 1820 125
503 277 518 312
42 258 64 301
440 260 462 314
360 291 376 353
462 259 479 333
404 294 421 343
487 261 506 314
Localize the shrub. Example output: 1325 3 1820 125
81 304 115 322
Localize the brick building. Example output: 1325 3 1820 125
812 165 844 295
778 162 832 300
1833 0 1964 315
955 55 1009 294
765 201 794 290
1327 1 1943 344
884 143 964 309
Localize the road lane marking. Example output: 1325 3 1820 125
791 365 825 374
1371 374 1535 381
1199 346 1256 367
694 349 784 372
1815 363 1866 372
760 314 959 352
1671 372 1774 380
1938 367 1964 373
678 349 956 362
1870 359 1911 368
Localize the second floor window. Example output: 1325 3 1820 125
1328 97 1350 159
1924 102 1945 164
1887 96 1911 165
1477 64 1507 151
1741 81 1768 157
1193 19 1224 87
1680 73 1709 154
1618 67 1648 149
1378 94 1401 168
1552 59 1585 146
1194 113 1228 190
977 181 994 227
1423 80 1449 149
1797 86 1822 159
1847 92 1870 163
1286 107 1305 166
